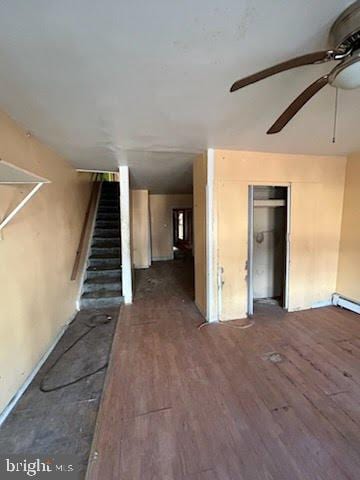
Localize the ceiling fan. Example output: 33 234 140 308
230 1 360 134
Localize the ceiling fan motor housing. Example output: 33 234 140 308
329 0 360 52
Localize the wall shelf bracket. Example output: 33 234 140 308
0 159 50 233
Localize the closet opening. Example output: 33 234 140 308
248 185 290 316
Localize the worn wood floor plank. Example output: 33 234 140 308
86 261 360 480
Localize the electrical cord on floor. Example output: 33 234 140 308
39 313 112 393
198 319 254 330
219 319 254 329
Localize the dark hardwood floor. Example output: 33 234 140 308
86 260 360 480
0 307 119 478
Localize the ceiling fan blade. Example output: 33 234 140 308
230 51 335 92
267 75 329 134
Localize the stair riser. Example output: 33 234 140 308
80 296 123 309
83 281 122 293
99 201 119 207
92 235 120 241
96 214 119 221
89 258 120 268
92 240 121 249
91 247 120 255
95 222 120 228
86 269 121 279
92 235 120 242
98 206 119 212
100 190 118 195
98 207 119 214
90 253 121 259
94 228 119 237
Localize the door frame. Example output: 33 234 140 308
172 208 193 245
247 186 255 316
247 183 291 316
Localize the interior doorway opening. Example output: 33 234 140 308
172 208 193 260
248 185 290 316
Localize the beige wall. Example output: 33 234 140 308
193 155 207 316
337 153 360 302
149 194 193 261
131 189 151 269
0 111 92 414
215 149 346 320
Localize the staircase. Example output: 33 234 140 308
80 182 123 309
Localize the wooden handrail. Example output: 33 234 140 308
71 181 101 280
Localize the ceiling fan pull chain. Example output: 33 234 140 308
332 87 339 144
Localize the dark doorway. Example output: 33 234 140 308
173 208 193 259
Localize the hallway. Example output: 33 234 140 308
87 261 360 480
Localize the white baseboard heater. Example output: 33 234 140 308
332 293 360 315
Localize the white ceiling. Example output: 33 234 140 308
0 0 358 191
122 150 194 194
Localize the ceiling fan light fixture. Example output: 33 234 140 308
330 53 360 89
